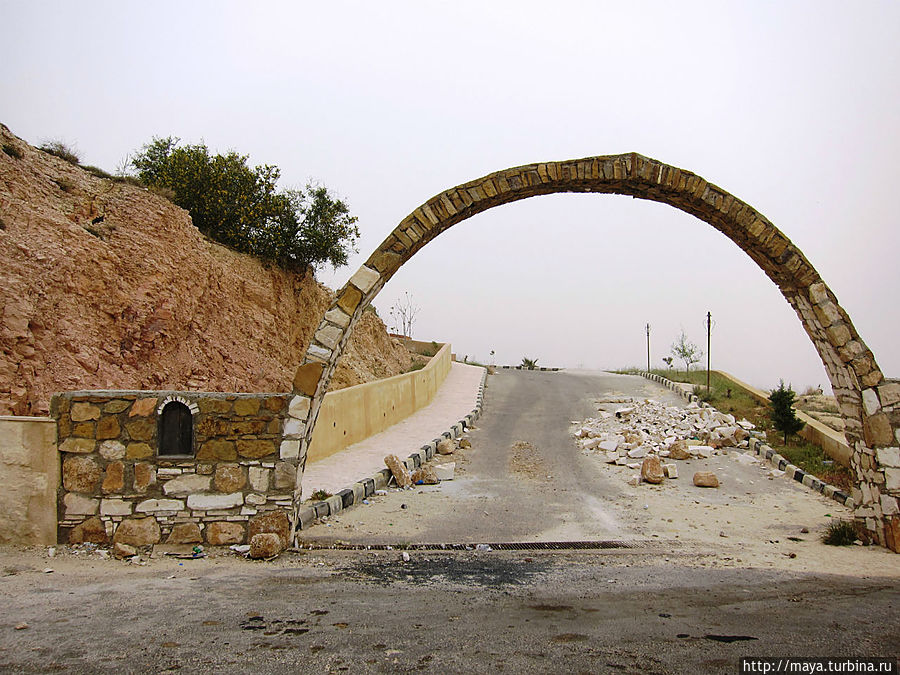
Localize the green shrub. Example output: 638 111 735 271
309 489 332 501
39 140 80 165
83 164 113 179
129 137 359 273
821 519 858 546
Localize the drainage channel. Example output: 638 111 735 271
295 540 678 551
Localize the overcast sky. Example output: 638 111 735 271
2 1 898 393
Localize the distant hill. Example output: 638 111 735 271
0 123 410 415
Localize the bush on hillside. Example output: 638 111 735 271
129 137 359 273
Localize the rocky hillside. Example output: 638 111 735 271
0 124 411 415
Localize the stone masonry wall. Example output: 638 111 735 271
53 391 295 548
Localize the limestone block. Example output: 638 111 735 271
197 399 231 414
60 438 95 454
67 516 107 544
273 462 295 490
95 416 121 440
864 413 894 447
103 400 130 414
349 265 380 293
163 473 212 496
102 461 125 493
411 466 440 485
126 442 153 460
886 469 900 492
248 467 270 492
248 510 290 548
128 397 158 417
808 282 829 305
113 517 160 547
136 498 184 513
237 439 276 459
862 388 881 416
881 494 899 516
878 382 900 408
214 465 246 492
167 522 202 544
315 324 342 350
245 493 266 506
324 307 351 328
663 463 678 479
114 542 137 559
125 419 155 441
98 440 126 460
249 533 284 559
133 462 156 492
384 454 412 488
63 455 102 492
288 396 311 420
197 439 237 461
875 447 900 468
693 471 720 488
100 498 132 516
437 439 455 455
641 456 664 484
233 398 261 416
206 521 245 546
187 493 243 510
280 440 300 460
70 402 100 422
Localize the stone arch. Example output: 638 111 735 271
284 153 900 551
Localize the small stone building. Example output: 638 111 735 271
53 390 295 548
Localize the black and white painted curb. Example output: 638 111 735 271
640 371 854 510
295 368 489 530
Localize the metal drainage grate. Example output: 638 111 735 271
295 540 677 551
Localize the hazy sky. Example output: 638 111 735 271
2 1 898 393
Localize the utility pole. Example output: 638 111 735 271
706 311 712 394
645 323 651 373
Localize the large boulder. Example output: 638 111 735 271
641 456 665 484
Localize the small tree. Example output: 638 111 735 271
671 330 702 376
388 291 420 337
521 357 538 370
769 380 806 444
662 356 674 371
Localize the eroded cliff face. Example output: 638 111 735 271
0 124 410 415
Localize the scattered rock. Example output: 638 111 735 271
459 439 472 449
693 471 720 488
437 439 456 455
248 511 290 549
114 542 137 559
249 533 283 559
641 456 665 484
433 463 455 481
627 474 641 486
663 463 678 479
384 454 412 488
411 465 440 485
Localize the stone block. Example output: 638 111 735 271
128 397 158 417
100 498 132 516
214 465 246 492
98 440 126 460
245 493 266 506
136 499 184 513
237 439 276 459
280 440 300 460
72 422 95 438
249 533 283 559
167 522 202 544
693 471 720 488
197 439 237 461
875 447 900 468
125 419 155 441
163 473 212 495
349 266 380 293
187 493 243 510
248 510 290 548
862 388 881 416
197 398 232 414
641 456 664 484
59 438 95 454
880 494 899 516
384 453 412 488
126 442 153 460
273 462 295 490
288 395 311 420
324 307 351 328
68 516 108 544
315 324 342 350
336 286 362 315
103 400 131 414
233 398 261 416
95 416 121 440
71 402 101 422
249 466 270 492
864 413 894 447
133 462 156 492
886 468 900 492
113 517 160 547
206 521 245 546
102 461 125 493
63 455 102 492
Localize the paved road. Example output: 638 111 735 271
1 370 896 674
301 369 687 544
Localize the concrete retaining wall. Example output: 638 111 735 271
307 342 451 464
0 416 57 545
